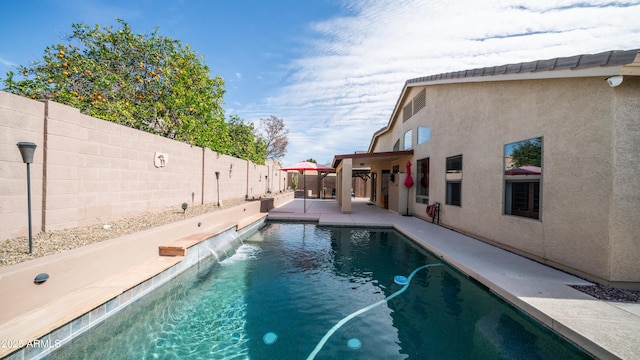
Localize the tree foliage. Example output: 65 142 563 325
226 115 266 165
257 115 289 160
511 137 542 168
1 19 249 157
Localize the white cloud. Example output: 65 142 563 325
0 56 16 68
238 0 640 166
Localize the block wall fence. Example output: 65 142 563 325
0 91 288 242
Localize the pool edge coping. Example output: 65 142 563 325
0 218 267 360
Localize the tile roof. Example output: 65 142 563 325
406 49 639 84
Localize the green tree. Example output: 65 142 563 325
3 19 227 150
511 137 542 168
306 158 317 163
226 115 266 164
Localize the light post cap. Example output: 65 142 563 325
17 142 37 164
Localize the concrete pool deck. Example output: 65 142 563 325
0 196 281 360
0 196 638 359
269 198 640 360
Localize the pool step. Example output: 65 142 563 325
159 234 201 256
159 233 208 256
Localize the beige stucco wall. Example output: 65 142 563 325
372 76 640 286
0 91 288 241
609 76 640 282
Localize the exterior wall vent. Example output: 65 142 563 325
403 103 412 122
413 88 426 115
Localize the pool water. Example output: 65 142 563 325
50 223 591 359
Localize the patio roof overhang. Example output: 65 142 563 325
332 150 414 169
332 150 414 214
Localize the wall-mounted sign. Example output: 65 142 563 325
154 152 168 168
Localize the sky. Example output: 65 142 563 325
1 0 639 166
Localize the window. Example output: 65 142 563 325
446 155 462 206
504 137 542 219
393 139 400 151
508 182 540 218
403 130 413 150
416 158 429 204
417 126 431 145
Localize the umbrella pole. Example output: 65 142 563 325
303 170 306 213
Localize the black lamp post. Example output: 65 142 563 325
265 174 269 194
215 171 221 206
17 142 37 254
182 202 188 214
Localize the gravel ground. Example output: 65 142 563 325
570 284 640 303
2 198 639 304
0 197 248 268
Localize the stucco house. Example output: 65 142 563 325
333 49 640 289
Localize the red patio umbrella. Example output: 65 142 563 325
404 161 414 216
281 160 334 212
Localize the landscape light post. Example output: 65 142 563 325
215 171 221 206
17 142 37 254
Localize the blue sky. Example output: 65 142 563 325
1 0 639 166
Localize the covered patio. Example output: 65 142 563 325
331 150 413 214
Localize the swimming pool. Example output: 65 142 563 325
49 223 591 359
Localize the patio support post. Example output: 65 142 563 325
341 158 352 213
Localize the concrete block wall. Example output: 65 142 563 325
201 152 287 204
0 91 289 241
1 92 45 242
44 101 205 230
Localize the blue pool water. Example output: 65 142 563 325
50 223 591 359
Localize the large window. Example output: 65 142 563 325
417 126 431 145
446 155 462 206
403 130 413 150
504 137 542 219
416 158 429 204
